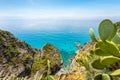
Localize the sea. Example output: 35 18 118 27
0 18 118 66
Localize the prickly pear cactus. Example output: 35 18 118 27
98 19 117 41
91 59 106 69
101 56 120 66
88 19 120 80
112 33 120 44
110 69 120 76
94 73 111 80
94 41 120 57
89 28 98 42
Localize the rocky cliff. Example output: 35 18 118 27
0 29 62 78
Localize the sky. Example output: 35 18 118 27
0 0 120 20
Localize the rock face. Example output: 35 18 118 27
42 43 62 73
0 30 37 77
32 43 63 77
0 29 62 78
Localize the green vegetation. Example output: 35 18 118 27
41 43 61 68
77 19 120 80
44 60 55 80
43 44 54 53
0 30 61 79
0 60 55 80
32 57 47 72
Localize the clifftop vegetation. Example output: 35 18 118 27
0 29 62 79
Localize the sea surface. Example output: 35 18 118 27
0 18 118 65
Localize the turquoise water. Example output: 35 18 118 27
14 30 93 65
0 19 102 65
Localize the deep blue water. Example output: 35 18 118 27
1 18 118 65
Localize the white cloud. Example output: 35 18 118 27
0 8 120 31
0 8 120 20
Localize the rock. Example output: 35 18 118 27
69 57 80 72
0 29 38 77
32 43 63 76
0 29 62 78
9 64 25 76
42 43 63 71
70 41 95 71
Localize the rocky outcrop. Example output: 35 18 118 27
0 29 62 78
58 41 95 80
0 30 37 77
42 43 63 74
31 43 63 77
69 41 95 71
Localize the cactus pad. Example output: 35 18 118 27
94 74 111 80
112 34 120 44
101 56 120 66
94 41 120 56
89 28 98 42
99 19 116 41
110 69 120 76
92 59 106 69
94 74 102 80
102 74 111 80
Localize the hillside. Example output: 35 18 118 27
0 29 62 79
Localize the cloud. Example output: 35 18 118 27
0 8 120 20
0 7 120 31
